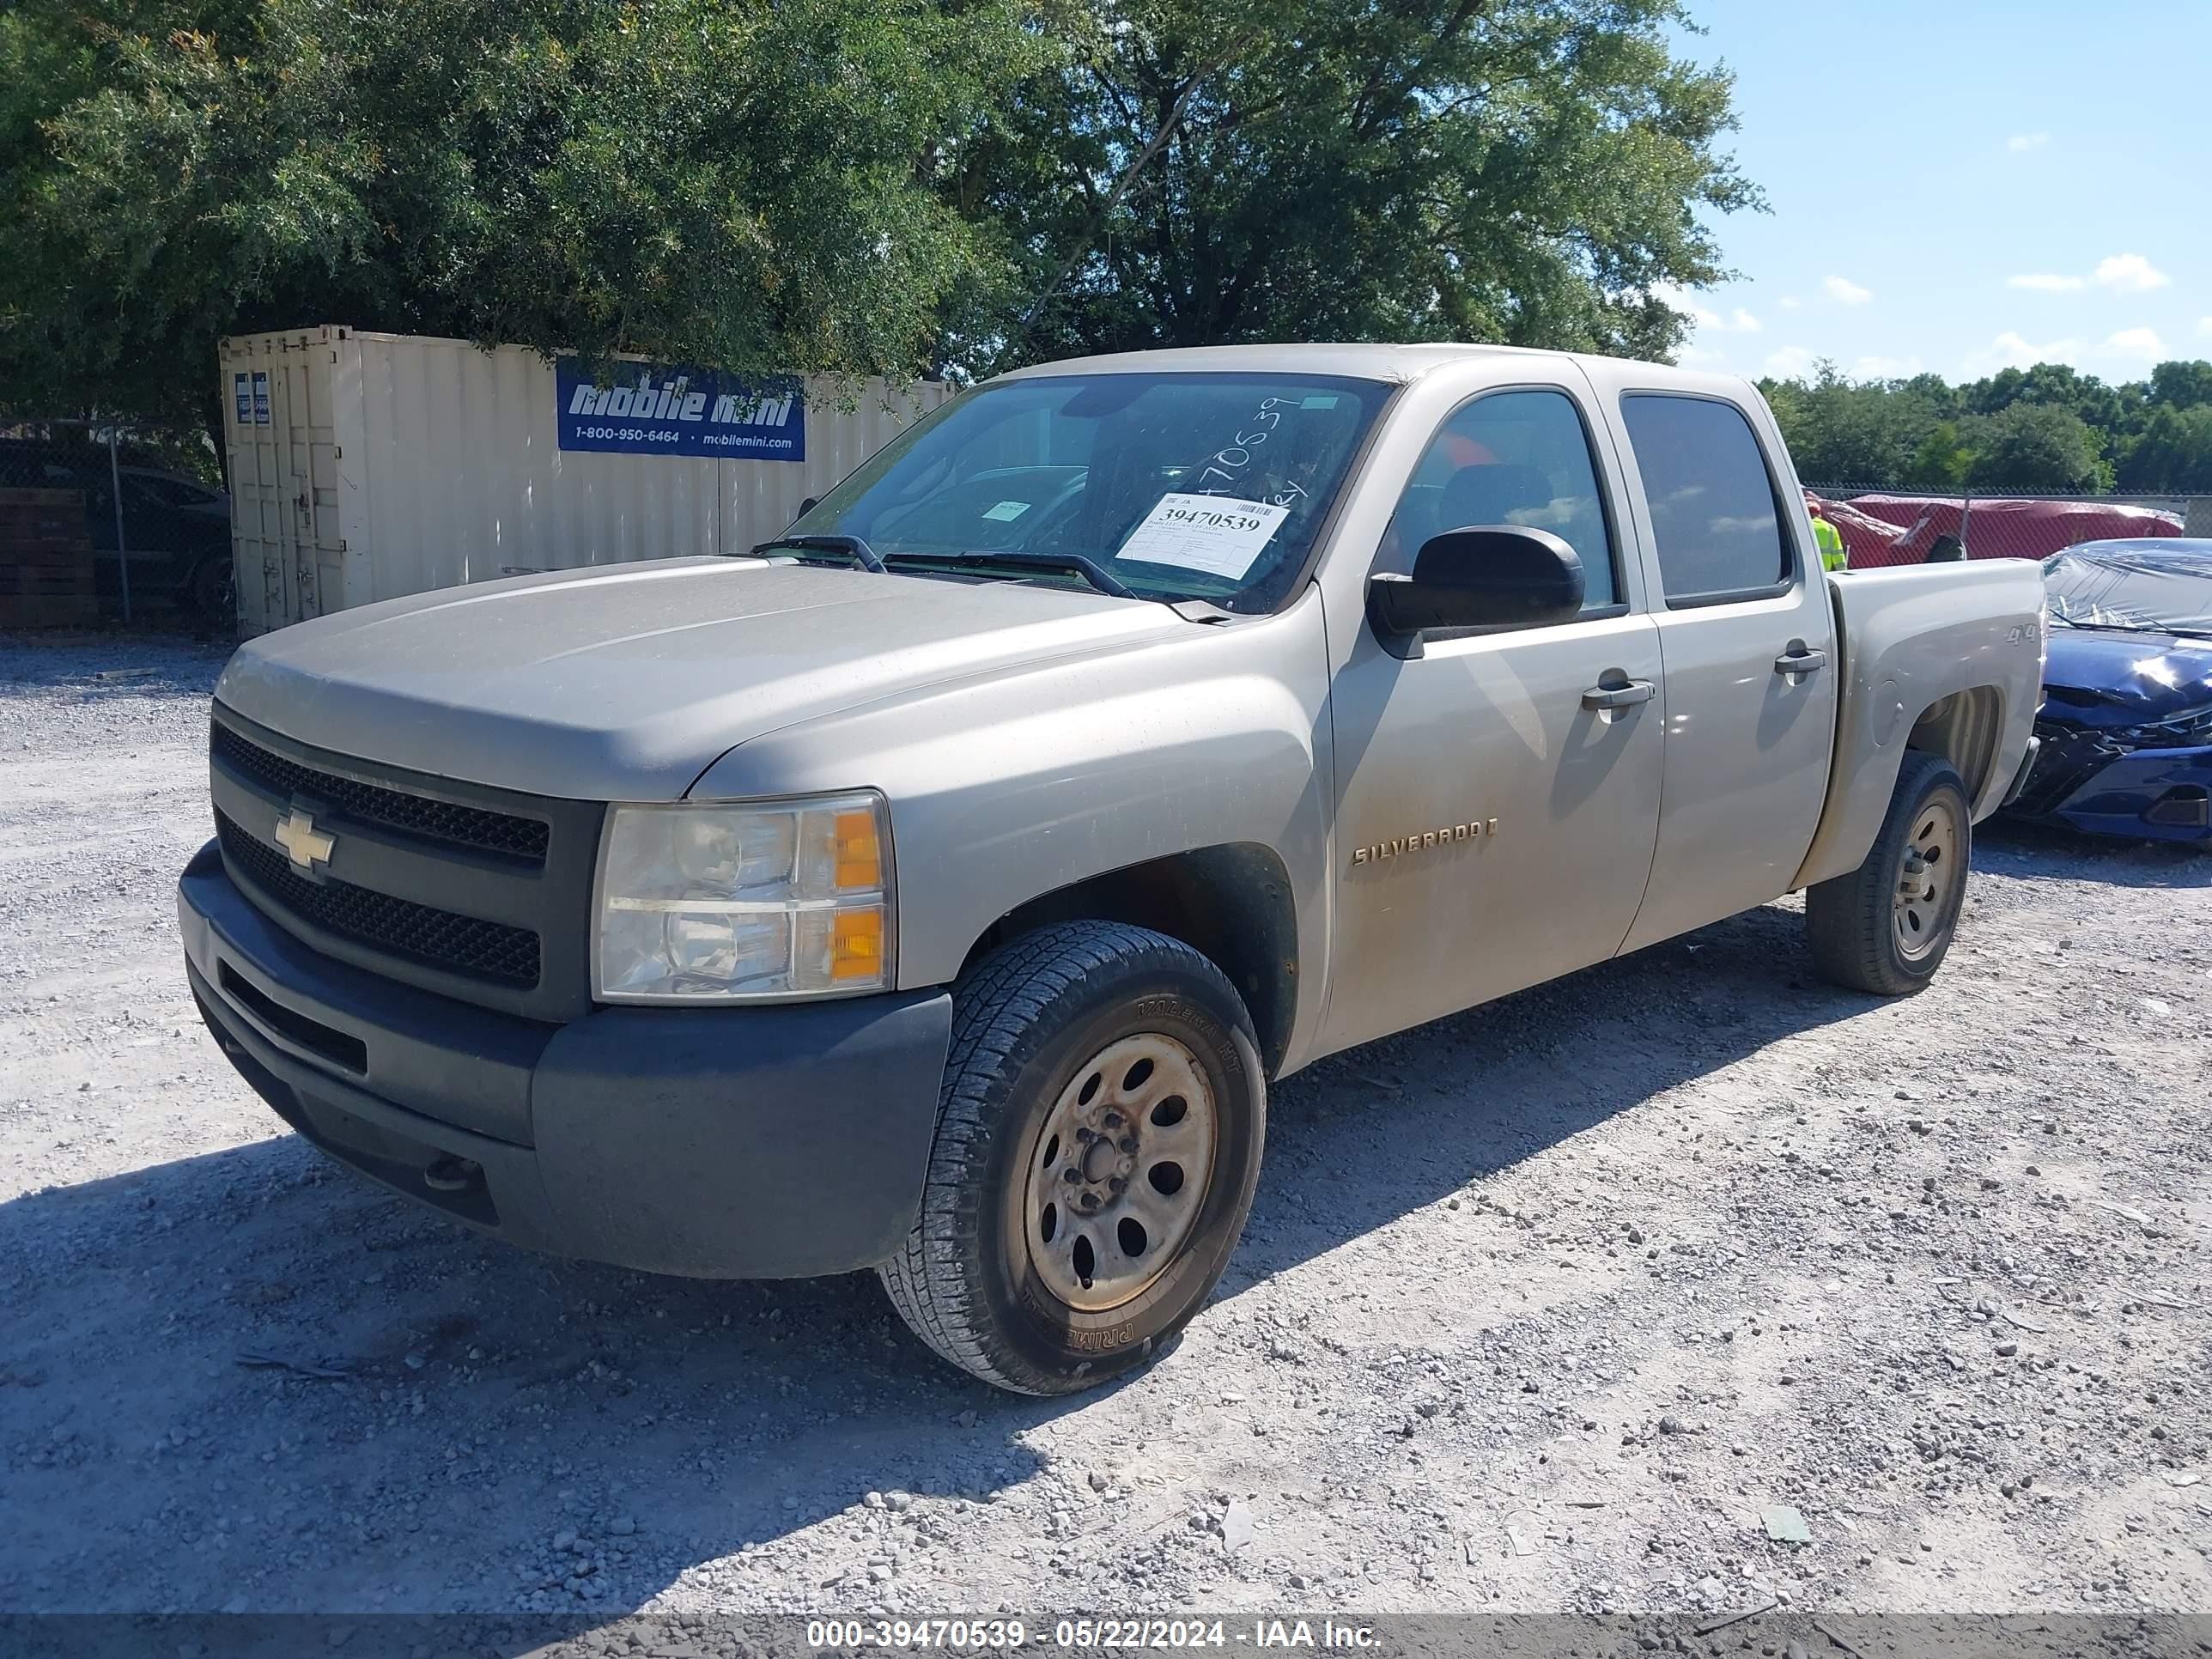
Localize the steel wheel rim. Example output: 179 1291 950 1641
1893 794 1961 962
1021 1032 1218 1314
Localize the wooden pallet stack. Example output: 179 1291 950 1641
0 487 99 628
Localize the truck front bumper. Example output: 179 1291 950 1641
179 840 953 1279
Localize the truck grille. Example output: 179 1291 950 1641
211 722 549 864
207 708 602 1020
217 811 543 987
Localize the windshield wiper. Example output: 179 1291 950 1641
884 549 1137 600
749 533 886 574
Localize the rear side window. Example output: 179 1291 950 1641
1619 395 1791 603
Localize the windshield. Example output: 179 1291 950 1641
781 373 1393 611
2044 544 2212 635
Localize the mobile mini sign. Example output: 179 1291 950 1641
556 360 806 462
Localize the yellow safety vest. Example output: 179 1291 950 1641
1811 515 1846 572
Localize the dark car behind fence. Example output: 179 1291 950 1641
0 419 234 626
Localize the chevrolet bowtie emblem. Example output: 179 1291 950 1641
274 809 336 872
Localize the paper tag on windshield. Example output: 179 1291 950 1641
982 500 1030 522
1117 493 1289 580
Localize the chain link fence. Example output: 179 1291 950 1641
0 416 231 628
1802 482 2207 569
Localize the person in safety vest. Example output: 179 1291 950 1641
1808 501 1847 573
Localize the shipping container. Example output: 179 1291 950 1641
218 326 950 636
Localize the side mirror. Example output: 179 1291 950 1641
1366 525 1585 647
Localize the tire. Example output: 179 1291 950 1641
186 555 234 629
1807 750 1972 995
879 921 1267 1395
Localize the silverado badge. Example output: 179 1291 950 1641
1351 817 1497 866
274 809 336 873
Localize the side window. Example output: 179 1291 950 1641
1381 389 1618 611
1618 394 1791 602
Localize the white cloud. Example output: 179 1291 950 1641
1765 346 1816 377
1853 355 1924 380
2103 326 2167 362
1651 283 1760 334
2007 131 2051 152
1966 331 2084 374
2001 252 2170 299
1778 295 1802 311
2200 317 2212 337
2093 252 2169 292
1822 275 1874 307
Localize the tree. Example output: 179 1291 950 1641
1904 420 1972 489
1962 361 2129 434
1756 361 1946 483
957 0 1761 373
2148 360 2212 411
2117 404 2212 492
0 0 1042 434
1962 403 2107 493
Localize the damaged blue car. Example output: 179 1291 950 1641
2011 540 2212 845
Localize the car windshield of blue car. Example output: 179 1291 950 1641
2043 544 2212 636
770 373 1393 612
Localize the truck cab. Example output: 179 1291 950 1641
181 345 2045 1395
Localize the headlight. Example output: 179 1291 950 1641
593 793 893 1001
2113 707 2212 750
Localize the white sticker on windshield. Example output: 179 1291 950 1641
982 500 1030 522
1116 493 1290 580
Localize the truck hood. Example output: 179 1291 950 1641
2039 625 2212 730
214 558 1186 799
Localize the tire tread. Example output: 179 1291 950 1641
1807 750 1969 995
879 921 1249 1395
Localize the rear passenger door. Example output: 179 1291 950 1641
1594 380 1838 952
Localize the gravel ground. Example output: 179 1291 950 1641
2 632 2208 1620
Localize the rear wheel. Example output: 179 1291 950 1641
1807 750 1972 994
879 921 1266 1395
186 555 234 629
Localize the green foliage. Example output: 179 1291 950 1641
967 0 1760 372
2118 404 2212 493
2 0 1763 422
1 0 1042 426
1755 359 1948 483
1962 403 2107 494
1764 356 2212 492
1904 421 1972 490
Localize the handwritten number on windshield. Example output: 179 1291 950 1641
1194 398 1308 508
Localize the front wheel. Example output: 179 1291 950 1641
1807 750 1972 994
878 921 1266 1395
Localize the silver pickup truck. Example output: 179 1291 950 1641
180 344 2045 1394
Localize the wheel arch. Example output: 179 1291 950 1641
1905 684 2008 806
956 843 1300 1079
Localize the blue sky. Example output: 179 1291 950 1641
1662 0 2209 385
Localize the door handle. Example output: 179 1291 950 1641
1774 647 1828 676
1581 679 1656 711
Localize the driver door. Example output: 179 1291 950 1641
1318 382 1666 1052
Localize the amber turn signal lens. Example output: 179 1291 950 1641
830 908 886 981
832 809 882 891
